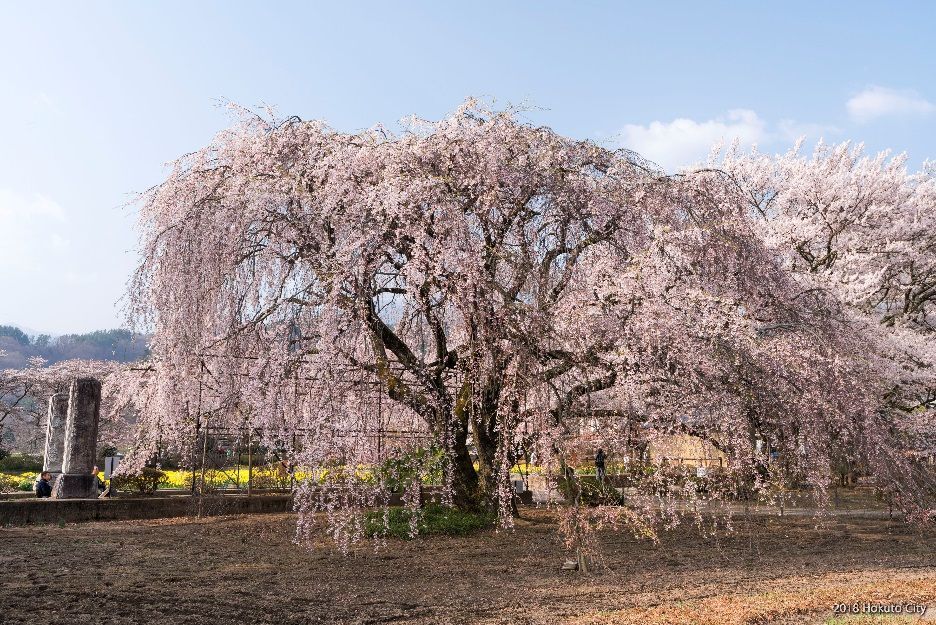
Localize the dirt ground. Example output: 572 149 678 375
1 509 933 625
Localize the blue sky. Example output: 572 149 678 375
1 1 934 334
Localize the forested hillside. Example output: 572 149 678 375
0 326 148 368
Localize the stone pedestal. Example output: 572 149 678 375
42 393 68 483
52 474 98 499
52 378 101 499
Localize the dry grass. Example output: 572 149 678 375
574 570 936 625
0 509 932 624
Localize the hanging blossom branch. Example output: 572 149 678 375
123 100 934 549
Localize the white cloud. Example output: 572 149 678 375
846 86 935 124
620 109 768 172
776 119 840 143
0 188 68 272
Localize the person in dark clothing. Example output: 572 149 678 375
35 471 52 498
595 448 606 483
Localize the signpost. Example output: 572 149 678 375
104 455 122 478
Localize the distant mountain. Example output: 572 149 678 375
0 325 149 368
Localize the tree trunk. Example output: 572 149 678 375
448 409 500 512
471 418 499 509
450 420 481 510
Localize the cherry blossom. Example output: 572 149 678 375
125 102 935 544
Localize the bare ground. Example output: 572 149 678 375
0 508 933 625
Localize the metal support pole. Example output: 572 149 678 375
199 420 209 517
377 385 383 463
197 361 207 517
247 428 253 498
189 401 198 495
289 433 296 492
235 436 241 490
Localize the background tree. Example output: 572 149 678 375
0 358 124 455
0 326 149 369
721 142 936 513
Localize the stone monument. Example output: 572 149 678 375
41 393 69 483
51 378 102 499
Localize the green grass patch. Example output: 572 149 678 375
364 504 495 539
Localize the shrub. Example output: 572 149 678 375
648 464 692 496
0 473 20 493
0 454 43 472
688 466 736 496
248 465 291 490
0 472 36 492
364 504 494 539
559 475 627 506
114 468 167 495
155 455 181 470
612 462 656 487
375 446 446 492
97 444 119 462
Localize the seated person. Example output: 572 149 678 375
91 466 106 495
35 471 52 498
